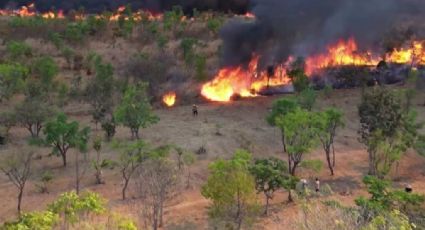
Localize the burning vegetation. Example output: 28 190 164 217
202 38 425 102
162 92 177 107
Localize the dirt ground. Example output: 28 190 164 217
0 87 424 229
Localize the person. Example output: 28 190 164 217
192 104 198 117
315 178 320 193
405 184 412 193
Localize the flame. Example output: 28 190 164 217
243 12 256 19
305 38 380 75
163 92 177 107
201 55 291 102
387 41 425 65
16 3 36 17
41 10 64 19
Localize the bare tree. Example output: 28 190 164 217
0 150 34 213
137 158 177 230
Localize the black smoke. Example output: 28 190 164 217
220 0 425 68
0 0 250 14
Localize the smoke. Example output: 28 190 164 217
220 0 425 68
0 0 250 13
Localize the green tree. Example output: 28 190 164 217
313 108 344 175
267 98 300 153
0 150 34 213
15 98 54 138
31 56 59 93
85 60 114 129
43 113 90 167
180 37 198 66
0 63 28 101
358 88 423 177
48 191 105 227
201 150 260 229
275 108 319 176
194 54 207 81
288 58 309 93
249 157 297 213
92 136 112 185
2 210 58 230
114 83 159 139
113 140 148 200
297 88 317 111
355 176 424 222
61 47 75 69
6 41 32 60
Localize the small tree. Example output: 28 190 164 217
249 157 297 213
358 87 423 177
0 63 28 101
267 98 300 153
48 191 105 228
31 56 59 93
114 83 159 139
313 108 344 176
44 113 91 167
6 40 32 60
297 88 317 111
288 58 309 93
101 116 116 141
85 60 115 129
275 108 319 176
36 171 53 194
0 111 17 138
138 157 177 230
92 136 112 184
0 150 34 213
183 152 196 188
114 140 148 200
201 150 260 229
15 98 54 138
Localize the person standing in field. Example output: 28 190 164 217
192 104 198 117
315 178 320 193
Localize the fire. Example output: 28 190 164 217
201 55 291 102
16 3 36 17
201 38 425 102
243 12 256 19
387 41 425 65
163 92 177 107
305 38 379 75
41 10 64 19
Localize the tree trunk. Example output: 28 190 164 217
325 148 334 176
61 151 67 167
76 152 80 195
332 144 336 167
265 196 270 215
288 189 293 202
17 188 23 214
122 177 129 200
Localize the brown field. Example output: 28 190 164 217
1 87 424 229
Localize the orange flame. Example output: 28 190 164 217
201 55 291 102
387 41 425 65
201 38 425 102
163 92 177 107
305 38 379 75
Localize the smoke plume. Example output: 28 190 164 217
220 0 425 68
